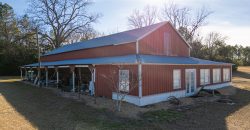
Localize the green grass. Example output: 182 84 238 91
142 109 184 122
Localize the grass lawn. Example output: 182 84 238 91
1 67 250 130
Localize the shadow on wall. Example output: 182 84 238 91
0 72 250 129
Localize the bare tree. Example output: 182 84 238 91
101 65 138 112
204 32 227 59
161 1 213 42
128 5 157 29
27 0 100 49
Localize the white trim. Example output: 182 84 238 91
58 66 70 68
75 65 89 68
136 40 139 54
112 82 231 106
112 90 186 106
113 41 135 46
138 64 142 98
141 63 233 66
185 69 197 96
203 82 231 90
231 65 232 81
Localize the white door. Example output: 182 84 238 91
185 69 196 96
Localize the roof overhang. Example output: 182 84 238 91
22 55 233 68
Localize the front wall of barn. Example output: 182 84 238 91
142 64 232 96
41 42 136 62
139 22 190 57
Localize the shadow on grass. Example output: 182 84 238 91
233 70 250 79
0 80 142 130
0 77 250 130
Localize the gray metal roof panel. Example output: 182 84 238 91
140 55 232 65
24 55 138 67
44 22 167 56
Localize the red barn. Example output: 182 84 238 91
22 21 232 106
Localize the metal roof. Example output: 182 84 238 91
140 55 231 65
23 55 232 67
24 55 138 67
44 22 167 56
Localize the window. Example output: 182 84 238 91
119 70 129 92
200 69 210 85
213 68 221 83
223 68 230 82
173 69 181 89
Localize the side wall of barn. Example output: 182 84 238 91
95 65 138 98
141 64 232 96
41 42 136 62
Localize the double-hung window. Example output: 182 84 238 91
119 70 129 92
213 68 221 83
173 69 181 89
200 69 210 85
223 68 230 82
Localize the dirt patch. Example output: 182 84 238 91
47 86 229 119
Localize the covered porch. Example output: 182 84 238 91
20 55 138 95
20 64 95 95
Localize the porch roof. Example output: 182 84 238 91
23 55 232 67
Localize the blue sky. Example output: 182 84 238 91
1 0 250 46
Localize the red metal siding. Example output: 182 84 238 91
142 64 232 96
95 65 138 98
41 42 136 62
139 22 189 56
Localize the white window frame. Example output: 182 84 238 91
119 70 129 92
223 68 230 82
213 68 221 83
173 69 181 89
200 69 210 85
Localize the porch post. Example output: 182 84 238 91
30 67 33 81
45 67 48 87
36 67 41 86
70 65 75 92
55 67 59 88
25 68 27 80
20 68 23 80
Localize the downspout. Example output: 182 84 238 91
136 40 142 99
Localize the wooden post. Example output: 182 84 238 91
20 68 23 80
25 68 27 80
55 67 59 88
30 67 33 81
36 67 41 86
45 67 48 87
70 65 75 92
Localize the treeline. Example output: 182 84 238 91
127 3 250 71
0 3 38 75
0 1 249 75
190 32 250 71
0 0 99 76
